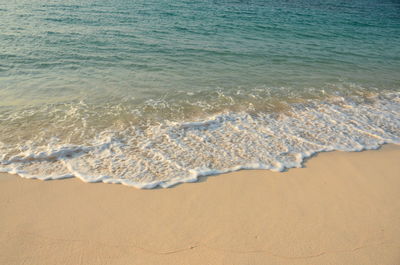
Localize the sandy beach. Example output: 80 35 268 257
1 1 399 264
0 144 399 265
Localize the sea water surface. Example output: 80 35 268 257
1 0 399 188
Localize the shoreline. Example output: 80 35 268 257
3 142 400 190
1 144 400 264
2 91 399 189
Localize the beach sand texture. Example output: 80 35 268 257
0 144 399 265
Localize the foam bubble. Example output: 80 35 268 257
1 92 399 188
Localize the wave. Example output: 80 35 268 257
1 92 399 188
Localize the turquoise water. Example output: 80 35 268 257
1 0 399 188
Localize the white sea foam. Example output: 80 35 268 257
1 93 399 188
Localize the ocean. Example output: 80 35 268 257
1 0 399 188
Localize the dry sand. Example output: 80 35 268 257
0 144 399 265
